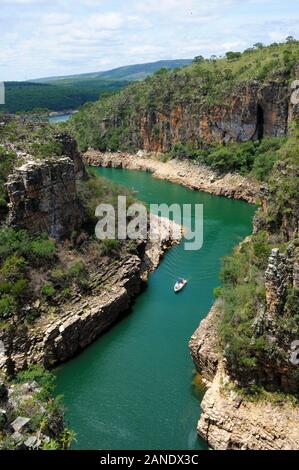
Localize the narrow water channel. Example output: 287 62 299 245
56 167 255 450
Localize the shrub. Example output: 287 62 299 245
0 295 17 319
0 255 27 282
252 151 279 180
41 282 56 299
170 143 197 160
100 239 120 256
0 229 55 263
31 238 56 261
15 365 56 399
11 278 28 299
66 261 86 280
252 231 271 268
225 51 242 61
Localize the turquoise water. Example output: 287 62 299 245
49 113 72 123
56 167 255 450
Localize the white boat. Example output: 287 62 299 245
174 278 187 293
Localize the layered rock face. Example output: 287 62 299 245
0 217 181 373
189 245 299 450
251 246 299 393
6 158 84 241
197 366 299 450
265 248 291 318
0 255 143 371
101 81 289 152
55 133 87 179
189 304 221 382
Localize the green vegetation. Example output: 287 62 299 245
217 122 299 391
0 146 16 212
78 168 136 224
1 60 192 113
0 117 64 161
0 137 139 323
0 365 75 450
169 137 286 178
1 80 128 113
32 59 192 84
67 39 299 152
0 229 57 320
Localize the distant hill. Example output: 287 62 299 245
30 59 193 84
0 80 128 114
1 59 192 113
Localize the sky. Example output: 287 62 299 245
0 0 299 81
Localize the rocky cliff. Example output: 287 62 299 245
197 364 299 450
69 41 299 154
189 243 299 450
55 132 87 180
6 158 85 241
0 216 181 374
100 81 290 153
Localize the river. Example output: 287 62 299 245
56 167 255 450
48 113 72 124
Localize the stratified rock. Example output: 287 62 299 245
96 81 290 153
265 248 291 317
6 158 84 240
0 217 181 372
11 416 30 432
24 435 38 449
189 304 221 383
55 133 87 179
198 366 299 450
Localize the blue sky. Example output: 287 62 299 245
0 0 299 81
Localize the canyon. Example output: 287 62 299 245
83 150 260 204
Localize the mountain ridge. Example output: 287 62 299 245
29 59 193 84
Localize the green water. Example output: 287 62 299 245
56 168 255 450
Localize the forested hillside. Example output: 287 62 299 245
67 39 299 153
1 80 127 113
2 59 192 113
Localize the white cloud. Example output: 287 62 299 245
88 12 125 30
0 0 298 81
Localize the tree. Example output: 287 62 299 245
193 55 204 64
286 36 296 44
253 42 264 49
225 51 241 61
154 68 168 76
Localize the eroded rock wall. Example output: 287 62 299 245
100 81 290 152
6 158 84 240
0 218 181 373
189 246 299 450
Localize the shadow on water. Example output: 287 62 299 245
56 167 256 450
